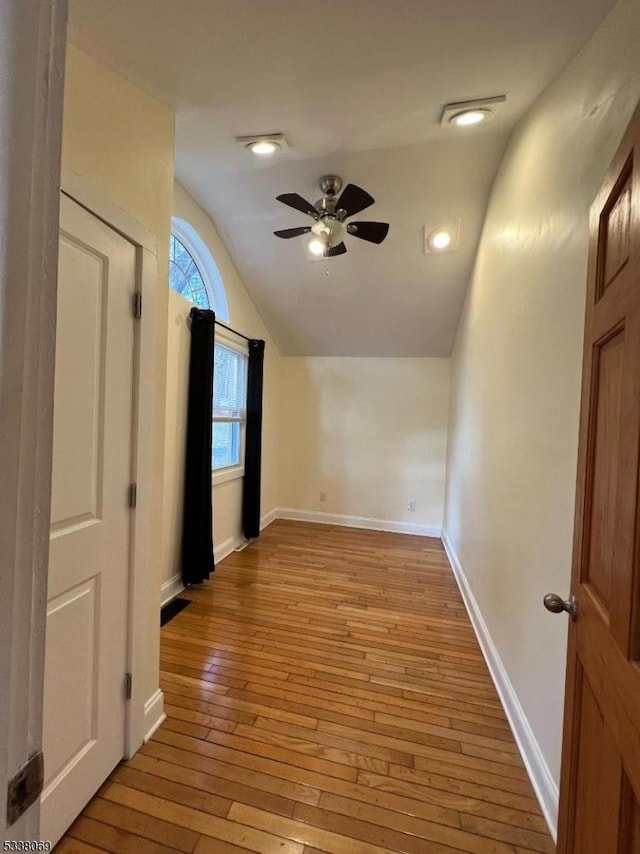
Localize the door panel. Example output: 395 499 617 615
43 580 99 785
49 240 106 530
41 195 136 846
557 101 640 853
597 155 633 297
584 326 624 613
571 670 622 854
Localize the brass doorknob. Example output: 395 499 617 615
543 593 578 621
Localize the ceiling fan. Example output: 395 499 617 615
274 175 389 258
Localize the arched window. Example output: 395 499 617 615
169 233 210 309
168 217 242 477
169 218 229 320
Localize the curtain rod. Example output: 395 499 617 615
189 307 253 343
215 319 252 343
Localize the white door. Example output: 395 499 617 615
41 195 136 845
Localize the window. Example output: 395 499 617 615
169 233 211 309
168 217 239 480
213 341 247 474
169 217 230 320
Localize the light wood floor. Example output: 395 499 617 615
58 520 554 854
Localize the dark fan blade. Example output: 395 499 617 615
274 226 311 239
336 183 374 217
349 221 389 244
276 193 318 218
325 242 347 257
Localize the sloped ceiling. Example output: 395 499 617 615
68 0 615 355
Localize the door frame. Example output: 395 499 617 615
0 0 67 840
60 168 163 757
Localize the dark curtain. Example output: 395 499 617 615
242 339 265 539
181 308 216 585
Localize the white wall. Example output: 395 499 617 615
280 358 449 534
62 43 175 708
443 0 640 813
162 183 282 590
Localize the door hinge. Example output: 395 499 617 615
6 752 44 826
125 672 133 701
133 292 142 319
128 483 137 509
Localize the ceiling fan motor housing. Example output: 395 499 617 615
319 175 343 197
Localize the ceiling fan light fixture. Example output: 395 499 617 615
307 234 328 256
440 95 506 129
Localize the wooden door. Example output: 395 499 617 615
40 195 136 846
556 101 640 853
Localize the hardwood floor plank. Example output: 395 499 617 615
141 740 322 807
204 728 360 781
460 813 554 853
55 840 110 854
102 783 304 854
252 716 415 767
232 722 391 775
151 726 463 828
56 521 552 854
385 765 542 815
374 712 518 753
66 815 183 854
110 765 233 816
302 795 523 854
228 802 406 854
193 837 258 854
126 752 298 817
83 797 199 852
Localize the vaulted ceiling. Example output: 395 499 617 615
68 0 615 355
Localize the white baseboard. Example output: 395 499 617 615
277 507 441 538
143 689 166 742
260 507 278 530
441 530 559 841
214 534 244 563
160 572 184 607
213 508 280 563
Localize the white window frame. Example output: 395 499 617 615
171 216 229 321
212 327 248 486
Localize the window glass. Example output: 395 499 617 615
212 343 247 471
212 421 241 469
169 233 211 309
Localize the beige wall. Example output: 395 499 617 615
280 358 449 532
162 183 282 587
443 0 640 792
62 44 175 704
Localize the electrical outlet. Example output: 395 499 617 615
407 499 416 511
319 491 327 502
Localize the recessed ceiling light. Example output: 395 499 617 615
431 229 453 249
440 96 506 129
450 109 490 127
235 132 289 155
425 222 460 254
248 140 280 155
